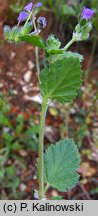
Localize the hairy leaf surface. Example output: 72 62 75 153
20 34 45 48
40 56 82 103
44 139 80 192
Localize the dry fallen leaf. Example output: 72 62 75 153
81 162 96 177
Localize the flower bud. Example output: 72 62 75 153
75 24 81 33
9 26 20 43
81 32 89 40
46 35 61 50
20 22 33 34
73 20 93 42
37 17 47 29
3 25 11 40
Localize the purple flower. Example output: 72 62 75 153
24 2 33 11
34 2 42 8
17 11 29 22
81 7 94 20
17 2 42 22
37 17 47 28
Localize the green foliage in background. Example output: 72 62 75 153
0 93 39 199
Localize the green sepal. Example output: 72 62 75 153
8 26 20 43
20 22 33 35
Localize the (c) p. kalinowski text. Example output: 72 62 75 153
32 202 84 212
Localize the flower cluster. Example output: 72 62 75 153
3 4 94 45
73 6 94 41
17 2 47 30
17 2 42 22
3 1 47 44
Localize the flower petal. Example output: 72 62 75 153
24 2 33 11
81 7 94 20
17 11 29 22
34 2 42 8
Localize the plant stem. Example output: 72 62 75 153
24 10 33 26
44 183 50 193
38 98 48 199
64 38 75 51
35 47 40 79
32 14 40 78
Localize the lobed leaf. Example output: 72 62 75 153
40 56 82 103
43 139 80 192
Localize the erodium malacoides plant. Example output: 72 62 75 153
3 2 94 200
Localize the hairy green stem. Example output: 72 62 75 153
64 38 75 51
24 10 33 26
38 98 48 199
35 47 40 79
32 14 40 79
44 183 50 193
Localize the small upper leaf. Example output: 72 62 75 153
44 139 80 192
46 35 61 50
20 34 45 48
40 56 82 103
45 35 63 63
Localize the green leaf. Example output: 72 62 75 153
3 132 13 144
43 139 80 192
63 52 83 62
15 114 23 134
6 165 16 177
46 49 64 55
46 35 61 50
50 196 62 200
40 56 82 103
0 112 12 128
45 35 62 63
0 168 5 180
20 34 45 48
10 4 22 13
90 187 98 195
62 5 76 16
